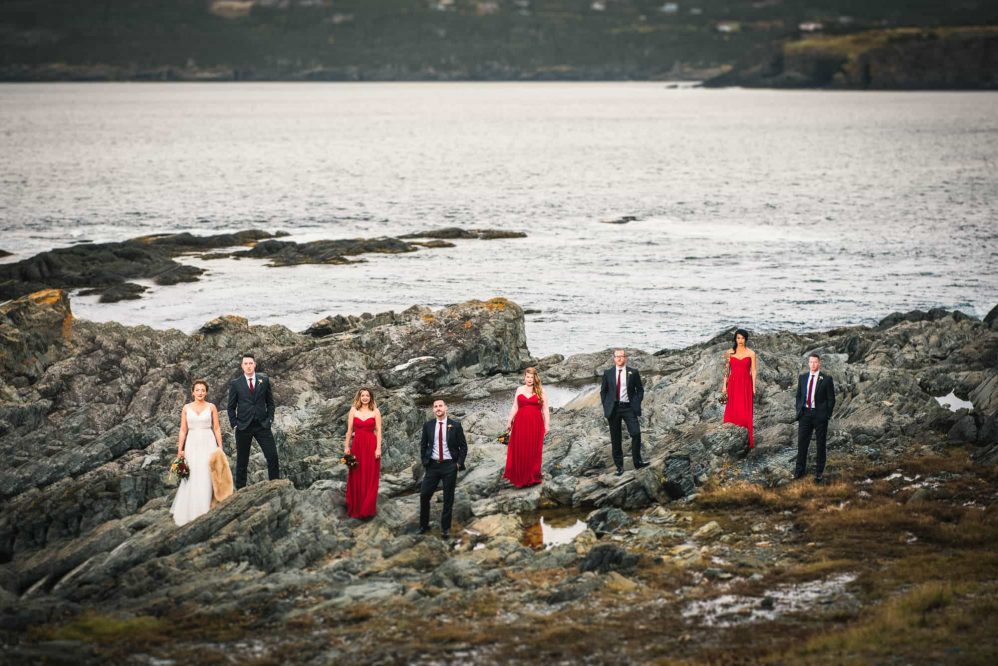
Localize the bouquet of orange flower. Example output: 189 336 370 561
340 453 358 469
497 430 510 446
170 456 190 481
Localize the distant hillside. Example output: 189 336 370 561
704 26 998 88
1 1 996 82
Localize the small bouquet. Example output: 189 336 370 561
497 430 510 446
340 453 358 469
170 456 190 481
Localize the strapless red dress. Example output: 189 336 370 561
723 356 754 448
504 393 545 487
346 417 380 518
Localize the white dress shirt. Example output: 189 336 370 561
806 372 819 408
245 373 257 391
433 418 452 461
615 366 629 402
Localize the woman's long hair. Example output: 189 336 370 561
731 328 750 353
524 367 545 404
352 386 378 411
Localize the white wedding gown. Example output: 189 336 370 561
170 405 218 526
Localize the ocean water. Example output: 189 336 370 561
1 83 996 357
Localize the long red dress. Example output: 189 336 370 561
503 393 545 487
346 417 380 518
723 355 755 448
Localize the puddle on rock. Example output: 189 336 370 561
682 573 857 627
935 391 973 412
521 510 589 550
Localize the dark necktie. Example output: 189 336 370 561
617 369 623 401
807 375 815 408
437 422 444 461
249 377 254 394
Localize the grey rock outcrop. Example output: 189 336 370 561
1 290 995 654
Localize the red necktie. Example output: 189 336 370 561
617 369 623 400
249 377 254 394
806 375 815 408
437 422 444 461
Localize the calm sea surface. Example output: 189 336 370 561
1 83 996 357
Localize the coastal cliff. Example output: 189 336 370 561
1 291 996 663
704 27 998 89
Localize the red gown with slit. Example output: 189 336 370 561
503 394 545 487
346 417 380 518
723 355 755 448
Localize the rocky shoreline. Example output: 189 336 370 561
0 228 526 303
1 290 996 664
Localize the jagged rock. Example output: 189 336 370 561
585 507 632 536
970 374 998 416
230 237 417 266
428 556 504 589
379 356 441 390
662 455 697 500
543 572 603 604
948 415 978 443
604 571 638 592
199 315 250 334
468 513 521 539
304 314 359 337
985 304 998 331
2 292 997 647
578 544 640 574
0 289 73 381
398 227 527 241
79 282 147 303
693 521 723 541
0 230 277 301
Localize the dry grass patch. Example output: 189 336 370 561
34 611 167 646
696 479 851 512
788 581 998 664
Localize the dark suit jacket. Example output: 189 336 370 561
795 372 836 421
420 418 468 468
227 373 275 430
600 366 645 418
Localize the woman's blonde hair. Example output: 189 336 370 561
352 386 378 411
524 367 544 404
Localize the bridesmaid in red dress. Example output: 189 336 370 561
723 328 757 449
503 367 550 488
344 387 382 518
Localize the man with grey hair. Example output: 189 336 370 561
600 349 649 476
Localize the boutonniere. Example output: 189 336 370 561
447 424 453 429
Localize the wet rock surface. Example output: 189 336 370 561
1 291 996 664
0 230 280 301
0 228 526 301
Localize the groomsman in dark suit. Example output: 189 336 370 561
794 353 836 482
419 398 468 539
600 349 649 476
226 353 280 489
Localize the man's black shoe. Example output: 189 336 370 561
418 526 430 535
634 461 650 470
441 531 450 540
615 467 624 476
814 476 823 484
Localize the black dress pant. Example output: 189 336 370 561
795 409 828 478
420 460 458 532
234 421 280 489
608 403 642 469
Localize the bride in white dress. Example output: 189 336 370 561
171 379 224 526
